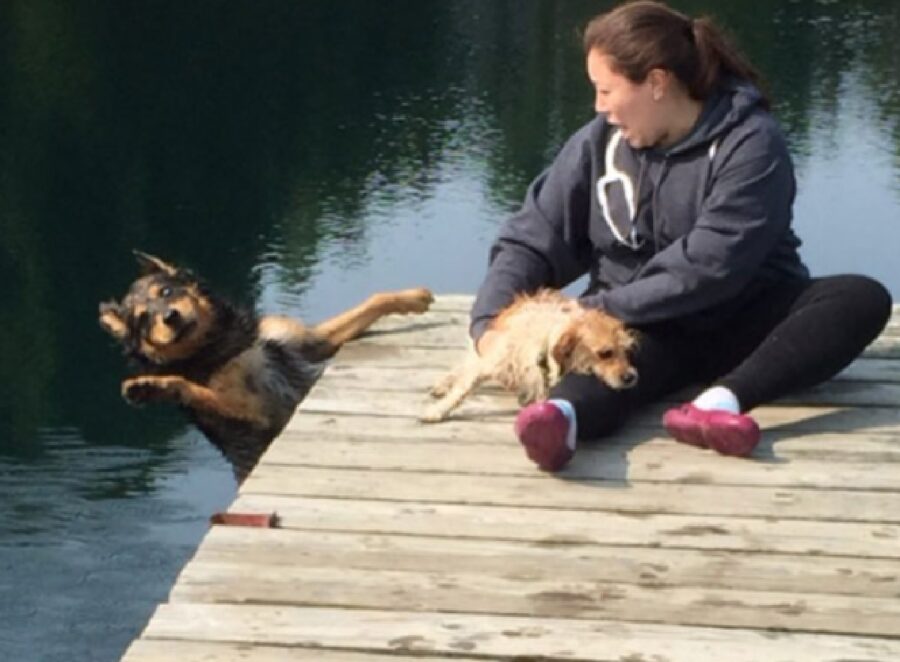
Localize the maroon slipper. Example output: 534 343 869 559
514 401 574 472
663 403 760 457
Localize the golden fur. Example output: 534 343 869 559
422 289 637 422
100 251 433 480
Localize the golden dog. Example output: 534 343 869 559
422 289 637 422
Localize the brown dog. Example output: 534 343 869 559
422 289 637 422
100 251 433 480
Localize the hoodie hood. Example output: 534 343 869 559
665 78 765 157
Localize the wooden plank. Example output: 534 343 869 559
279 401 900 459
228 494 900 558
122 639 472 662
284 406 900 438
325 358 900 388
360 302 900 350
415 301 868 317
722 404 900 434
171 561 900 637
190 526 900 599
300 381 900 419
334 342 465 368
775 380 900 407
423 294 474 312
258 437 900 491
387 301 900 321
275 424 900 463
242 465 900 523
140 603 900 661
360 311 470 348
336 337 900 367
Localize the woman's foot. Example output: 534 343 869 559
662 403 760 457
514 400 576 471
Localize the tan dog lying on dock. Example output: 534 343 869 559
422 289 637 422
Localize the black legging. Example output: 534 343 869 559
550 275 893 440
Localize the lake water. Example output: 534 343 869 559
1 1 898 660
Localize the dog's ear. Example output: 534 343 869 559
551 327 579 368
133 250 179 277
99 301 129 341
622 328 639 351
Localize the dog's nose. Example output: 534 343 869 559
163 309 182 327
621 369 638 388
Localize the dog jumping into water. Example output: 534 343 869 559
422 289 637 422
99 251 433 480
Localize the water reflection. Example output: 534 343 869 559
0 1 898 660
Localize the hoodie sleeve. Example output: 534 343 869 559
582 121 796 325
469 123 597 341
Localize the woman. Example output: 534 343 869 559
470 1 892 471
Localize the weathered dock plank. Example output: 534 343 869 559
242 465 900 522
185 527 900 598
259 435 900 490
124 639 476 661
121 301 900 661
171 561 900 636
227 492 900 558
135 603 900 662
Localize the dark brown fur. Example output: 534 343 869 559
99 251 433 481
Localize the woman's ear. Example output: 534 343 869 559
647 68 670 101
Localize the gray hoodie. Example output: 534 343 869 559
471 79 809 340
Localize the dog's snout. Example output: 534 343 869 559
621 369 638 388
163 309 182 327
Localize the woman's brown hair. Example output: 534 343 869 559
582 1 770 108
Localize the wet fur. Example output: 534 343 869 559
100 252 433 481
422 289 637 422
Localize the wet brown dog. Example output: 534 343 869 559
422 289 637 422
100 251 433 480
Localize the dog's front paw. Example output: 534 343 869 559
419 405 447 423
99 301 128 340
396 288 434 314
428 386 448 399
122 376 178 405
428 375 455 399
516 386 546 407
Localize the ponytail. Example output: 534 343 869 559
691 16 770 108
582 1 770 108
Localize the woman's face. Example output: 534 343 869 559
586 49 666 149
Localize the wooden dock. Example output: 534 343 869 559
122 297 900 662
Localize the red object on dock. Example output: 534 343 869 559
209 512 280 528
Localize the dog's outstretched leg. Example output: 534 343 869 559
429 365 465 399
312 288 433 354
122 376 267 427
98 302 128 341
421 352 489 422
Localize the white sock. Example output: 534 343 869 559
692 386 741 414
548 399 577 450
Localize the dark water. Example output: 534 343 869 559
1 1 898 660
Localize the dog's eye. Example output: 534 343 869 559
159 286 173 298
597 349 615 360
